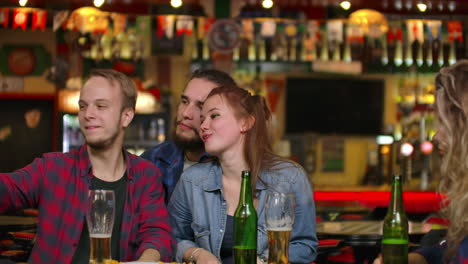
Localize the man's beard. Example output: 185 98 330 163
82 129 119 151
172 122 205 153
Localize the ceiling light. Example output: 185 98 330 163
93 0 105 8
437 1 444 10
448 1 456 11
262 0 274 9
394 0 403 10
340 1 351 10
405 0 412 10
18 0 27 6
417 3 427 12
171 0 183 8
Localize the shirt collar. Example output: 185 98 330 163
158 141 213 164
77 144 134 181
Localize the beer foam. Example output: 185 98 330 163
90 234 112 238
266 227 292 231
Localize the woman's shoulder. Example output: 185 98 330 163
180 161 220 182
262 160 307 183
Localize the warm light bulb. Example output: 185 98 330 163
262 0 274 9
417 3 427 12
401 142 414 157
93 0 105 8
18 0 27 6
340 1 351 10
171 0 183 8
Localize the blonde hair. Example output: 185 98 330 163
86 69 137 111
435 60 468 261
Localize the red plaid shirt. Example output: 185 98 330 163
0 145 175 263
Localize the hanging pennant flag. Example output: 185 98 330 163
202 17 215 39
260 20 276 38
319 22 329 61
327 20 343 61
307 20 320 42
284 22 298 39
176 16 193 36
388 21 403 66
111 13 127 36
136 15 151 57
0 8 9 28
327 20 343 43
53 10 69 31
32 10 47 32
406 19 424 43
447 21 463 42
347 23 364 43
425 20 442 66
242 19 254 41
136 15 151 35
156 16 165 38
156 15 175 39
426 20 442 42
302 20 320 61
165 16 175 39
387 23 403 44
368 24 385 39
265 78 285 113
13 9 28 31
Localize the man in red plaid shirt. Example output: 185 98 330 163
0 69 175 263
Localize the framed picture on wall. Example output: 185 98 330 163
0 94 56 172
321 137 345 172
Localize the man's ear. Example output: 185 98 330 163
121 108 135 128
240 116 255 133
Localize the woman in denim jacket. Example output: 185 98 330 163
168 86 318 263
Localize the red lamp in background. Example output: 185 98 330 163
421 141 433 154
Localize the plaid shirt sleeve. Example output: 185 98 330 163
130 157 176 261
0 157 43 212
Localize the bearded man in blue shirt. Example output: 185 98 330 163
141 69 237 203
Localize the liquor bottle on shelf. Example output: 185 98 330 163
233 171 257 264
157 118 165 143
147 119 157 141
382 174 409 264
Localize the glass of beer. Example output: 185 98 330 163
86 190 115 264
265 192 295 264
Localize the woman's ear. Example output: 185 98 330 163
240 116 255 133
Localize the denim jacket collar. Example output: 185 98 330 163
202 162 268 192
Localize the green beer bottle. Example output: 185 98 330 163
233 171 257 264
382 174 409 264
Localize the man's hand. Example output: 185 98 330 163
136 248 160 262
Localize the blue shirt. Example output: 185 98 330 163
168 161 318 263
415 238 468 264
140 141 211 203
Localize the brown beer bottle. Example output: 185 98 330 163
233 171 257 264
382 174 408 264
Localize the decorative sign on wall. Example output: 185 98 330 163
0 45 51 76
321 138 345 172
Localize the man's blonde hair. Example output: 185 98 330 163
86 69 137 111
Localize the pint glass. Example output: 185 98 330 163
87 190 115 264
265 192 295 264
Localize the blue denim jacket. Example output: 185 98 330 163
168 161 318 263
140 141 211 204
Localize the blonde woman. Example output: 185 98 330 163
375 60 468 263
